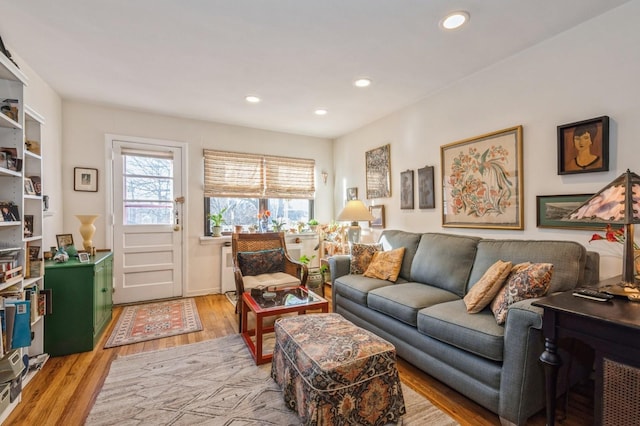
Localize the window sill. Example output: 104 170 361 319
199 235 231 245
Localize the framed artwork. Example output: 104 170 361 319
0 203 19 222
365 144 391 199
78 252 91 263
29 175 42 195
535 194 611 230
557 116 609 175
369 205 385 228
74 167 98 192
346 187 358 201
400 170 414 209
56 233 74 249
24 178 36 195
441 125 524 230
417 165 435 209
28 245 40 260
24 215 34 238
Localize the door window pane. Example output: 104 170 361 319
123 154 174 225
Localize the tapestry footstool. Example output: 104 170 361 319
271 313 406 425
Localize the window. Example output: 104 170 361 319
122 150 174 225
203 150 315 235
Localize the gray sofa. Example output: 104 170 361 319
329 230 599 426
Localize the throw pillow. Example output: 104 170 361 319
463 260 513 313
490 262 554 325
237 248 285 276
363 247 406 282
350 243 382 274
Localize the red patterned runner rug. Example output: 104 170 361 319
104 298 203 348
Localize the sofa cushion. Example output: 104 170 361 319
463 260 513 313
350 243 382 274
467 240 585 294
490 263 553 325
378 230 422 281
410 233 480 297
363 247 405 282
334 274 394 305
237 248 285 276
367 282 459 327
417 300 505 362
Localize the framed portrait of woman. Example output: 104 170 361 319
557 116 609 175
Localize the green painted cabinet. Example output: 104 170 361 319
44 252 113 356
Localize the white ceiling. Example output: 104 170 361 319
0 1 630 139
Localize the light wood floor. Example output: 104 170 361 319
6 286 592 425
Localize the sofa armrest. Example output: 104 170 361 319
328 255 351 283
499 298 545 424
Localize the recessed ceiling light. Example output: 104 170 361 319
245 95 261 103
314 108 328 116
354 78 372 88
440 11 469 30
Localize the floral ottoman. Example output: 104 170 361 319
271 313 405 425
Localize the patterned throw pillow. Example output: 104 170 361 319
463 260 513 313
350 243 382 275
237 248 285 276
363 247 406 282
490 262 554 325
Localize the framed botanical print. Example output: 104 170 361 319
441 126 524 230
365 144 391 199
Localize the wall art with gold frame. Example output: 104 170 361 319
441 125 524 230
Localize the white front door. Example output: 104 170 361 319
108 136 186 304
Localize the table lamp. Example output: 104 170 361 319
337 200 374 244
564 169 640 288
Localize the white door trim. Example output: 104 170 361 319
104 133 189 301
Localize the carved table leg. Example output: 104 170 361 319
540 337 562 426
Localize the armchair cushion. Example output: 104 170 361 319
243 272 301 290
238 248 285 276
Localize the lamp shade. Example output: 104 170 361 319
337 200 374 224
565 169 640 285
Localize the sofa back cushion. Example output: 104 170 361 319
467 240 586 294
410 233 480 297
378 230 422 281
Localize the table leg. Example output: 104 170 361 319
256 312 263 362
540 336 562 426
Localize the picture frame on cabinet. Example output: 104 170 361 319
24 178 36 195
441 126 523 230
78 252 90 263
74 167 98 192
56 234 74 249
369 205 385 228
557 116 609 175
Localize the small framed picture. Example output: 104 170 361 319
417 165 435 209
28 245 40 260
346 187 358 201
78 252 91 263
74 167 98 192
369 205 385 228
56 234 74 249
0 203 20 222
24 215 34 238
24 178 36 195
557 116 609 175
400 170 414 209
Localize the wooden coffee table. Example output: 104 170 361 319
241 286 329 365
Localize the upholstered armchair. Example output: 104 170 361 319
232 232 308 330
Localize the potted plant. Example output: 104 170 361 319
308 219 319 233
300 254 323 296
208 206 229 237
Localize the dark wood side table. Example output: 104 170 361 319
533 281 640 426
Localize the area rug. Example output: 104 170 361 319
104 298 203 349
87 334 459 425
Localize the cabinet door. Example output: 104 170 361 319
93 258 112 342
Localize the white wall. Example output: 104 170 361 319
61 101 333 295
334 2 640 280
